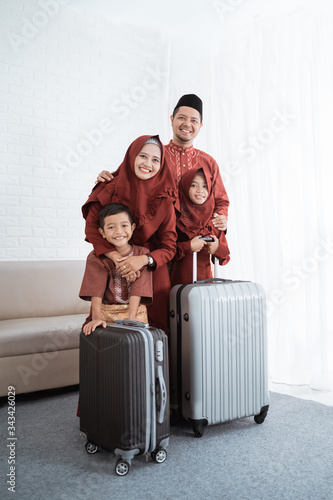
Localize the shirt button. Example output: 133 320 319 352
183 164 186 167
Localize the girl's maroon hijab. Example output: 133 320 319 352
176 165 215 239
82 135 177 243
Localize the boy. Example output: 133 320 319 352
79 203 153 335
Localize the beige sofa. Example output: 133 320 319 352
0 260 90 397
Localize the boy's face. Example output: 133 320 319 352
188 174 209 205
98 212 135 248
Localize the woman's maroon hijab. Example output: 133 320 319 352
82 135 177 242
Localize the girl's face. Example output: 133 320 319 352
134 143 161 180
188 173 209 204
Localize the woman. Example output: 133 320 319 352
82 135 178 334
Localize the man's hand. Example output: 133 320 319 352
206 235 219 255
95 170 113 184
190 235 207 253
83 319 107 335
117 255 148 278
212 213 227 231
107 252 141 283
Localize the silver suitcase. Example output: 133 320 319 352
170 242 270 437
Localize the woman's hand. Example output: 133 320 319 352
117 255 149 278
190 235 207 253
206 235 219 255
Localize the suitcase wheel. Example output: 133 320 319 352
151 447 167 464
254 404 269 424
193 427 204 438
115 459 130 476
188 418 208 438
85 442 99 454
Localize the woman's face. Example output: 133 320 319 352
188 173 209 204
134 143 162 180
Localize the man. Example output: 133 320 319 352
165 93 228 231
96 94 229 231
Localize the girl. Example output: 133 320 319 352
171 166 230 287
82 135 178 334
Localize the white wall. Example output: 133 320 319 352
2 0 333 392
0 0 170 260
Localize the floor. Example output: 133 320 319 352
269 381 333 406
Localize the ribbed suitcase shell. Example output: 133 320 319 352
80 323 169 464
170 280 270 436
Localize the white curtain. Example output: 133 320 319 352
168 1 333 391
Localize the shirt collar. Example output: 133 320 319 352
168 140 194 153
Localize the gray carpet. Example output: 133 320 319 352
1 387 333 500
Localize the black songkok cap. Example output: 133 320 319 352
174 94 203 119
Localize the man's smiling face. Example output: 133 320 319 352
170 106 203 147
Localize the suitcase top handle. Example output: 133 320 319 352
195 278 234 284
114 319 149 328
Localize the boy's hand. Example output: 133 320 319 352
206 235 219 255
190 235 207 253
83 319 107 335
212 213 227 231
128 315 144 322
95 170 113 184
126 271 141 284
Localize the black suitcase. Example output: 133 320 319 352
80 320 169 476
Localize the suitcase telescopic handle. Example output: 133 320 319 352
157 365 167 424
193 237 219 283
199 236 214 242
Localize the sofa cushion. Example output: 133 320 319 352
0 314 87 357
0 260 90 320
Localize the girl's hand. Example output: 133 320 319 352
206 235 219 255
117 255 148 277
83 319 107 335
212 213 227 231
190 235 207 253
